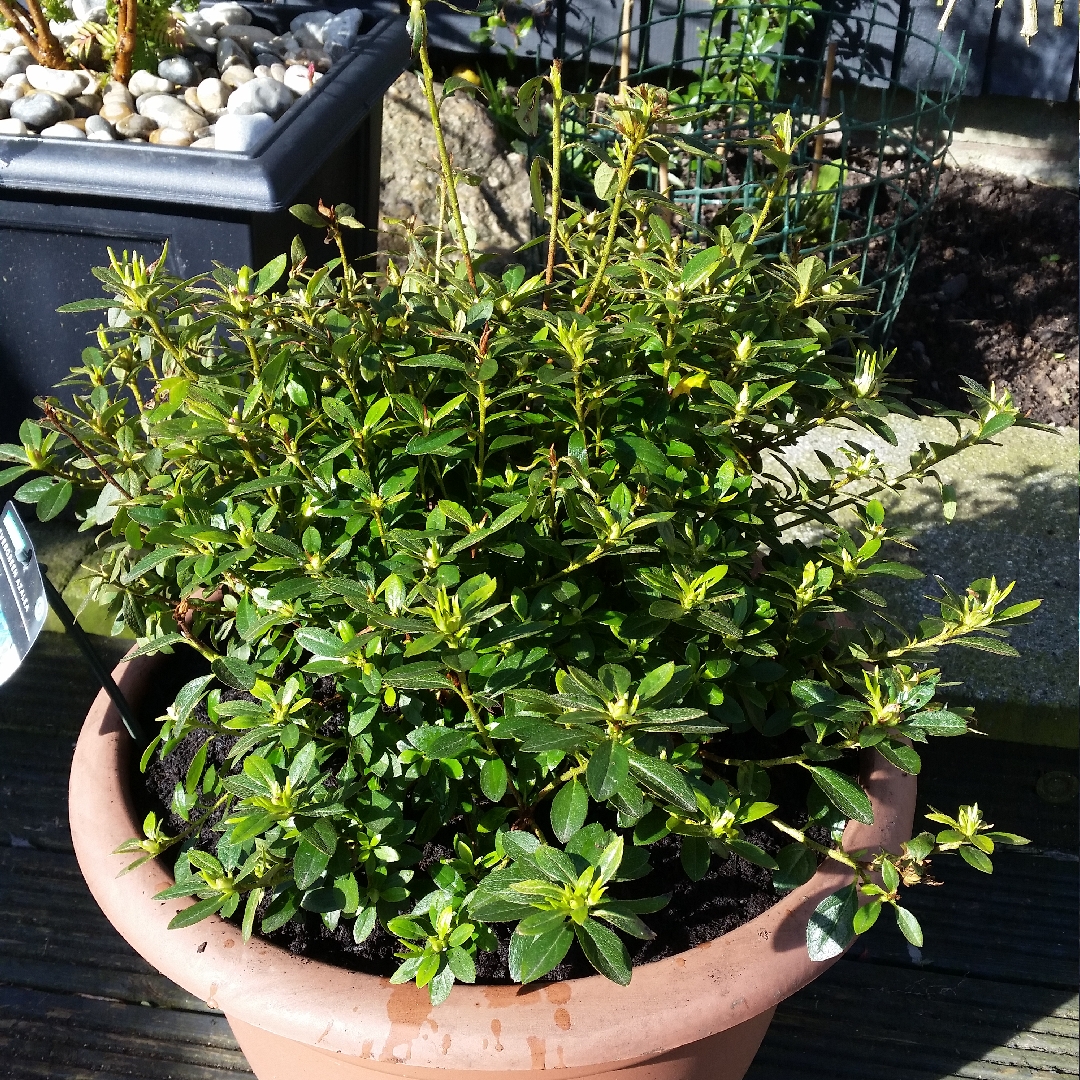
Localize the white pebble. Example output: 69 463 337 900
40 122 86 138
282 65 313 95
127 69 172 97
216 23 276 47
202 2 252 29
0 116 27 135
220 65 255 88
214 110 272 152
25 64 87 98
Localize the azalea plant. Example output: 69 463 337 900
3 0 1033 1004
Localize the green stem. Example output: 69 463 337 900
578 155 636 314
545 60 565 287
417 20 477 294
455 675 531 823
475 380 488 490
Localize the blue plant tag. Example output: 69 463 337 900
0 502 48 685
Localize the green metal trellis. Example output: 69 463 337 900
540 0 969 343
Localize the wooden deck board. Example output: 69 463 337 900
0 632 1076 1079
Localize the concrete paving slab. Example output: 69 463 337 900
777 416 1078 747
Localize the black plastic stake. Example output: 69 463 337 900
39 569 146 745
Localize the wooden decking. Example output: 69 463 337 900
1 632 1076 1079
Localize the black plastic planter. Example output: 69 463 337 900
0 2 409 443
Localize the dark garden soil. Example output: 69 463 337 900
890 168 1079 429
138 675 824 984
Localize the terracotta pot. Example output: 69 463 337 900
70 652 917 1080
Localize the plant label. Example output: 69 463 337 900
0 502 48 685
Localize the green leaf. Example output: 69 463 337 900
894 905 923 947
296 628 348 657
36 480 72 521
289 203 323 227
387 916 426 940
876 741 921 775
212 656 259 691
773 843 817 893
353 906 377 943
863 561 924 580
808 766 873 825
385 663 450 690
636 662 674 702
907 709 967 736
516 909 569 937
940 483 957 523
406 427 466 456
301 887 347 913
121 545 185 584
508 924 574 983
959 846 993 873
480 757 508 803
592 904 654 940
242 888 264 940
593 162 619 201
167 895 226 930
681 245 722 289
852 898 881 934
680 836 710 881
806 884 857 961
532 846 580 885
727 838 778 870
428 962 455 1004
416 951 442 988
446 946 476 983
293 839 330 889
586 741 629 802
550 779 588 843
626 751 696 813
951 636 1019 656
594 835 623 885
575 918 631 985
530 155 545 217
254 253 287 294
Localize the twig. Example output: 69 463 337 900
810 42 837 189
617 0 634 98
416 12 477 294
544 59 564 287
113 0 139 84
41 403 132 500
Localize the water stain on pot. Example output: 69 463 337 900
491 1018 503 1050
484 984 544 1008
380 982 432 1062
554 1008 571 1031
527 1036 546 1069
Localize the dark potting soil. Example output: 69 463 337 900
890 168 1078 429
137 675 826 983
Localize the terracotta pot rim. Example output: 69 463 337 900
69 650 917 1072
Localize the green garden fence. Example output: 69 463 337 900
540 0 969 343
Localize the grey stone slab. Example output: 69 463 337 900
777 416 1078 746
